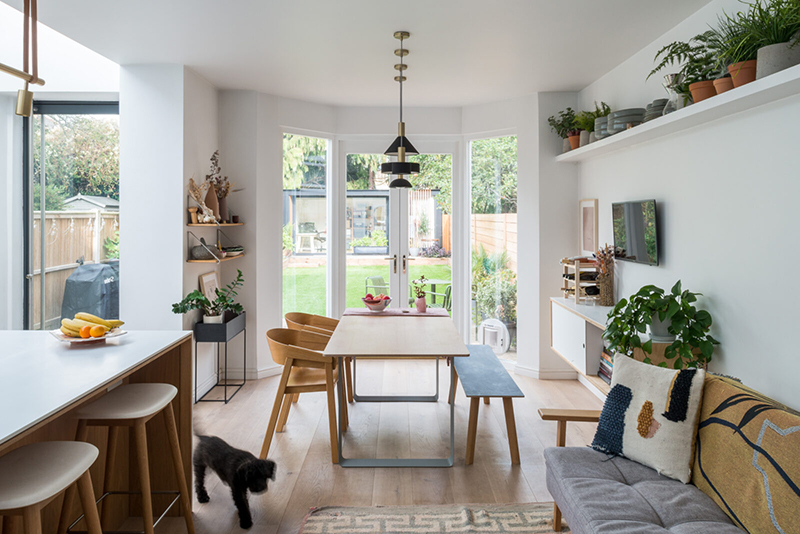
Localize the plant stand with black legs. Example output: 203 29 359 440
194 311 246 404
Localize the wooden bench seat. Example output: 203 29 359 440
452 345 524 465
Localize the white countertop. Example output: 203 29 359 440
0 330 191 447
550 297 614 330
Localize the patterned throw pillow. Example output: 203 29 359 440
591 356 706 483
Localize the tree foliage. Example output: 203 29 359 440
283 134 327 189
32 115 119 210
470 136 517 214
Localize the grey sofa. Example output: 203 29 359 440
544 447 743 533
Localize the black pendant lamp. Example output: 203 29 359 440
382 31 419 189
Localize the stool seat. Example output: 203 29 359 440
0 441 99 510
76 384 177 420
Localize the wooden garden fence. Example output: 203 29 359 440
442 213 517 273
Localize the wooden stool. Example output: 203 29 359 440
58 384 194 534
0 442 102 534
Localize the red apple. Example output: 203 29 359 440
365 293 373 300
382 295 390 300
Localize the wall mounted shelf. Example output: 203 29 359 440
187 253 245 264
556 63 800 164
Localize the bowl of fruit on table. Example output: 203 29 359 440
362 293 391 312
53 312 127 344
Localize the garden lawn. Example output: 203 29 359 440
283 264 452 316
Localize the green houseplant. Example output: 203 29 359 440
172 269 245 323
574 102 611 145
719 0 800 81
648 32 721 103
547 107 580 151
603 281 719 369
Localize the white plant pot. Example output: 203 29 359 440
649 314 676 342
589 132 597 144
409 247 420 257
203 314 224 324
579 130 590 147
562 138 571 153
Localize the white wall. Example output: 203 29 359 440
183 68 220 395
0 95 23 330
119 65 184 331
575 0 800 407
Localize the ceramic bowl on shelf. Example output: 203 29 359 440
609 108 646 119
363 297 391 312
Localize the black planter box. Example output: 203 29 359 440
194 311 246 343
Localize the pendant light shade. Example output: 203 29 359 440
385 31 418 189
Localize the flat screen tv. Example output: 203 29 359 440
612 200 658 266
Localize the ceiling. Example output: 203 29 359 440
1 0 712 107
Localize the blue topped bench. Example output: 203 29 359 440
452 345 524 465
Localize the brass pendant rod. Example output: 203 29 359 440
1 0 45 87
0 62 45 86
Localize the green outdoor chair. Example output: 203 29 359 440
429 284 452 312
365 276 389 295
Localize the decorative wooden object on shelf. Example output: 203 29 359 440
561 257 599 304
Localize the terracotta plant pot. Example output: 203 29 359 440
756 42 800 79
568 134 581 150
688 80 716 103
728 60 757 88
713 77 734 95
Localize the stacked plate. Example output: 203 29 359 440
643 99 668 123
594 116 609 140
607 108 646 135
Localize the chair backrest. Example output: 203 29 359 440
266 328 330 365
365 276 388 294
443 285 452 312
285 312 338 335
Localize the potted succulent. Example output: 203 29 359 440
547 107 577 153
648 32 721 104
172 270 245 323
603 281 719 369
411 275 428 313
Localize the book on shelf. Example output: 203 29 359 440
599 361 613 377
597 371 612 385
600 352 613 366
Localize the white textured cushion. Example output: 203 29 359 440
591 356 705 483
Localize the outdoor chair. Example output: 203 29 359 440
260 329 348 464
365 276 389 295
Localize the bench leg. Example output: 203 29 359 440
502 397 520 465
483 397 490 405
465 397 480 465
554 503 562 531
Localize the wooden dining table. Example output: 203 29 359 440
324 314 469 468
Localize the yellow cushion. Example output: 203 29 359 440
692 375 800 533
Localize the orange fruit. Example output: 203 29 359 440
80 326 92 338
90 325 106 338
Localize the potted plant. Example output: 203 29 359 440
725 0 800 80
172 269 245 323
411 275 428 312
547 107 578 152
715 6 767 87
574 102 611 145
603 281 719 369
648 32 721 104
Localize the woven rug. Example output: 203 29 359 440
299 503 569 533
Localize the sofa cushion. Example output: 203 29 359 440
545 447 743 533
592 356 705 483
692 375 800 534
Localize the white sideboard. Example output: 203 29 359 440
550 297 613 397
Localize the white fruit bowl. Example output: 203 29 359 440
362 297 391 312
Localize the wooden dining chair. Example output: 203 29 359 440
260 329 348 464
285 312 354 403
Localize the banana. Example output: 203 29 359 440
63 318 109 332
60 319 81 333
107 319 125 328
74 312 113 329
60 326 80 338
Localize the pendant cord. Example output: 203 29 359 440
399 35 404 138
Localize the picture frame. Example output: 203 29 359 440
579 199 598 256
199 271 221 301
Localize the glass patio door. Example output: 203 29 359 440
25 102 120 330
340 140 456 316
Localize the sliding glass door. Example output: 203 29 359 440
24 102 120 330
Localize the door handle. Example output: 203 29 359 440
384 255 397 274
402 254 414 274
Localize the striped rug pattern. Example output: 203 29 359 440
300 503 569 533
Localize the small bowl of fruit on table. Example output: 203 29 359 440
362 293 391 312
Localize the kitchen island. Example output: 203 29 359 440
0 331 192 534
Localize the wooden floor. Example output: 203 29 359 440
164 359 602 534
